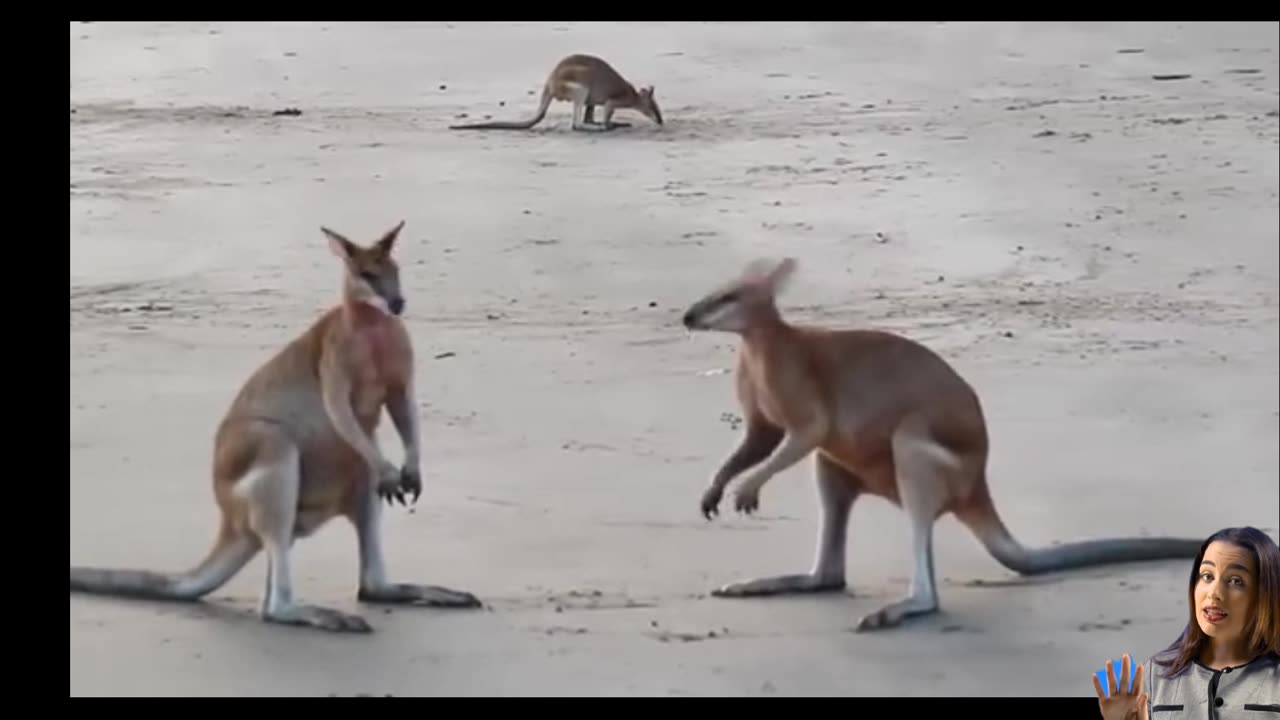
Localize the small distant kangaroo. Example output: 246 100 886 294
681 257 1204 632
69 221 481 633
448 53 663 132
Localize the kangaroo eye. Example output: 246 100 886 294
719 291 739 305
360 272 379 285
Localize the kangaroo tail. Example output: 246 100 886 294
448 86 552 130
70 527 259 602
955 484 1202 576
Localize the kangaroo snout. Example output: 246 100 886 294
389 297 405 316
682 309 699 329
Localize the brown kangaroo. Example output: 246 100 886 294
448 53 663 132
681 257 1204 631
70 221 481 633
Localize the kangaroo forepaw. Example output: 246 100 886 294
700 487 723 520
733 487 760 514
375 461 407 506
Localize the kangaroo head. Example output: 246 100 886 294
323 220 407 317
682 257 797 333
637 85 663 126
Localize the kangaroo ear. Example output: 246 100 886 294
741 257 797 295
375 220 406 256
767 257 797 291
322 226 357 260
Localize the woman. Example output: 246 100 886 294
1093 526 1279 719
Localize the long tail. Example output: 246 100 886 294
448 86 552 130
955 486 1202 576
70 528 258 602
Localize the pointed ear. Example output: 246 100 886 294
766 257 797 292
375 220 406 257
322 226 356 260
741 257 797 295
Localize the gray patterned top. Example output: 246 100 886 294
1144 652 1279 719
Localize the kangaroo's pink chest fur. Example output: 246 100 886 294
367 325 403 369
345 309 412 386
339 312 412 431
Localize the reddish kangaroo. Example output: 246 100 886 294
70 221 481 633
681 257 1203 631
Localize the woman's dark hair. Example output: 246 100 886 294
1153 526 1280 677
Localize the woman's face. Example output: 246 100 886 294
1194 540 1257 645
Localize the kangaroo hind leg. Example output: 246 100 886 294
713 454 859 597
854 428 960 632
235 433 372 633
349 487 481 608
569 85 610 132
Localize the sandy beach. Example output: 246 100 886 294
70 21 1279 697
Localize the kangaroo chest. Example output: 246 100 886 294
345 322 411 420
739 347 817 430
351 320 410 374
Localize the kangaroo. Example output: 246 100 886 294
69 221 481 633
680 257 1205 632
448 53 663 132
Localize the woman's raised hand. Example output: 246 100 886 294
1091 654 1149 720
